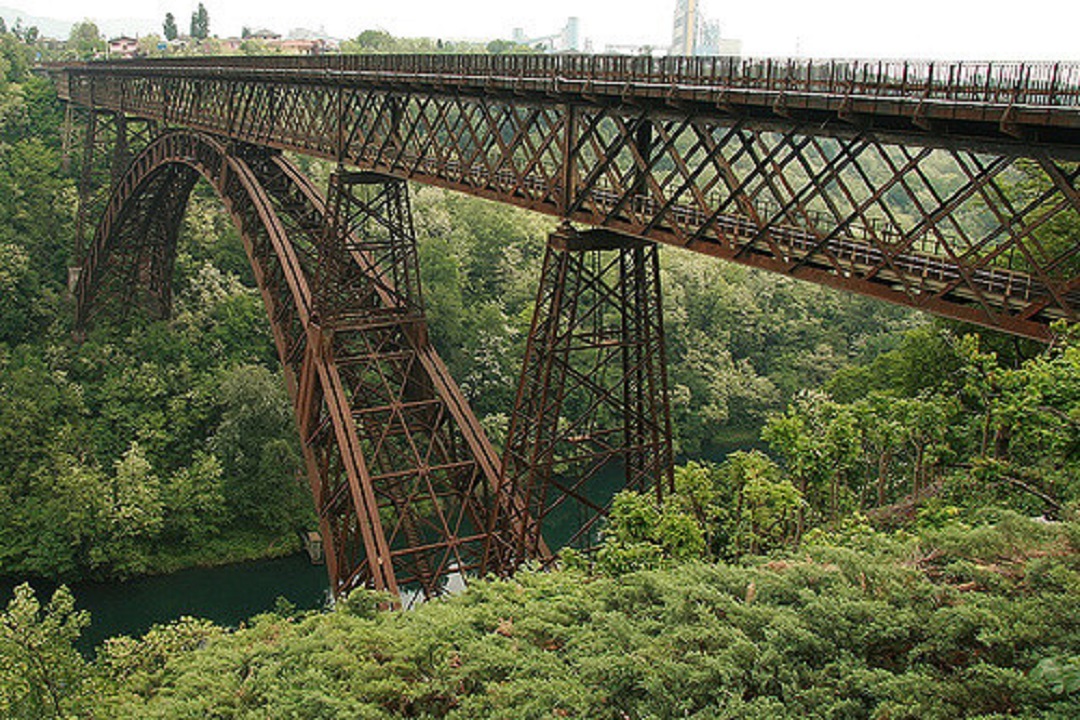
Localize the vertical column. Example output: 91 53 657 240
70 109 157 288
499 224 674 566
73 109 100 270
305 169 500 601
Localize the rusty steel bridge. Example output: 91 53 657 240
54 54 1080 601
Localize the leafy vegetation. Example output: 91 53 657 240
5 508 1079 718
1 20 1078 719
0 33 311 582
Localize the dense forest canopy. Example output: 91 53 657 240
0 23 1078 718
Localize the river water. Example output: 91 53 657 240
0 465 621 653
0 553 329 652
2 445 748 652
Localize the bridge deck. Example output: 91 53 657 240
55 55 1080 339
55 55 1080 143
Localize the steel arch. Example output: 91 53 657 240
74 130 505 600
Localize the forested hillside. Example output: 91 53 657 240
2 21 1079 718
5 325 1076 716
0 23 921 583
6 453 1080 717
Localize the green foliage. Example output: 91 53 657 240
57 515 1080 718
413 187 548 423
827 323 965 402
189 3 210 41
163 452 227 542
0 584 89 718
1032 656 1080 696
162 12 178 41
67 21 105 60
662 251 916 452
340 29 495 55
0 31 1076 719
594 491 706 575
755 323 1080 540
210 364 307 533
723 451 802 556
485 39 538 54
0 78 310 582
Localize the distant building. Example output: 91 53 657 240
670 0 741 57
107 36 139 59
605 43 663 57
671 0 698 55
512 16 582 53
278 38 329 55
249 29 282 41
697 19 741 56
222 30 334 55
697 18 720 55
562 17 580 52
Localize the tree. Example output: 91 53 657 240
163 452 226 542
353 29 394 52
162 12 178 41
0 584 89 718
209 365 305 532
137 34 166 58
67 20 104 60
189 3 210 41
593 490 706 575
712 450 802 555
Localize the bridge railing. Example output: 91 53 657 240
63 55 1080 109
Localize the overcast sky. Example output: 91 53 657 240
25 0 1080 60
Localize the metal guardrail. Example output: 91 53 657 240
61 55 1080 109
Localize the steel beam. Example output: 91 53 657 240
498 224 674 564
73 131 506 601
55 57 1080 340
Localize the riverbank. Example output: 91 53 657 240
1 551 329 652
135 526 305 577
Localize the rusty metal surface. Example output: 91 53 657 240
69 109 158 266
59 55 1080 596
495 225 674 566
56 55 1080 340
73 131 505 600
52 55 1080 137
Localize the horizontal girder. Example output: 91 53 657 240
55 55 1080 339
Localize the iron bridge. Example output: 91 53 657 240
53 54 1080 601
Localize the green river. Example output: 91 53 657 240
1 553 329 652
2 445 746 653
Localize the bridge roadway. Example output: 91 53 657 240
56 54 1080 340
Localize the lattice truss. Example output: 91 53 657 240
74 70 1076 338
62 61 1080 593
498 226 673 562
341 97 1079 340
65 108 159 288
72 128 504 600
300 171 499 599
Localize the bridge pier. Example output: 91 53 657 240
299 169 504 601
498 223 674 564
67 108 158 267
